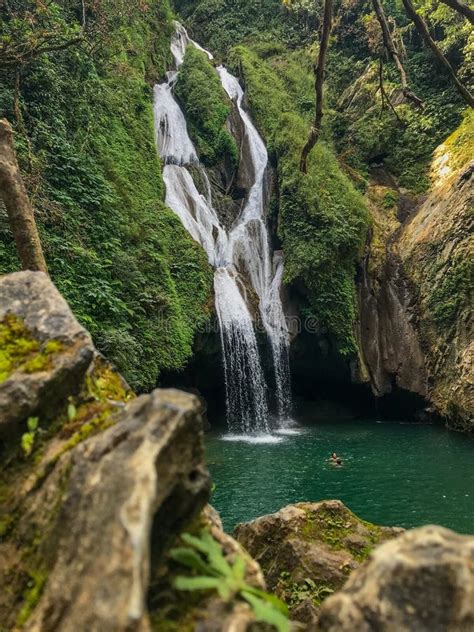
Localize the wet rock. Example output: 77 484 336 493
355 178 427 403
235 500 401 624
316 525 474 632
0 271 94 431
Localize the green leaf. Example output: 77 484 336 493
181 532 212 555
67 403 77 422
231 555 246 582
201 531 233 576
21 433 34 456
27 417 39 432
169 547 214 575
174 575 222 592
242 586 289 614
241 591 290 632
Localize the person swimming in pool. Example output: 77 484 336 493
330 452 343 466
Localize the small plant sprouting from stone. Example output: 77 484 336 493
170 530 290 632
279 572 334 606
67 401 77 422
21 417 39 456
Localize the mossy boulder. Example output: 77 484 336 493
316 526 474 632
235 500 402 628
0 272 94 432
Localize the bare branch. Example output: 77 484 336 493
300 0 334 173
401 0 474 108
371 0 422 108
439 0 474 25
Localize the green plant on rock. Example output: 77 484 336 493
171 530 290 632
21 417 40 456
279 572 334 607
175 46 238 167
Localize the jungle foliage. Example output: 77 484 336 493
179 0 472 354
0 0 213 391
175 46 238 167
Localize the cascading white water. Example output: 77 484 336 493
218 67 292 422
153 23 291 433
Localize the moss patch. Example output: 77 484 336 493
301 503 384 563
0 314 64 383
175 46 238 167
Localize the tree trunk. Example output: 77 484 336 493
401 0 474 108
300 0 333 173
0 119 48 272
440 0 474 25
371 0 422 107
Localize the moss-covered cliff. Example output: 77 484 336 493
176 0 472 424
0 0 213 391
398 112 473 430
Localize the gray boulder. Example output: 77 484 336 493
0 271 94 429
235 500 402 628
8 388 211 632
316 525 474 632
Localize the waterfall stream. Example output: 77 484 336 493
154 23 291 433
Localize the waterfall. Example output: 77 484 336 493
153 23 292 433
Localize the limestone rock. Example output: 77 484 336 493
353 168 428 404
316 525 474 632
398 146 474 430
0 271 94 430
149 504 267 631
235 500 401 625
1 388 210 632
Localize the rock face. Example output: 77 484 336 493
0 271 94 430
235 500 402 628
316 525 474 632
22 389 210 632
355 177 427 401
0 271 267 632
397 121 473 430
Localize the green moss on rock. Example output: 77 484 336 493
175 46 238 167
228 46 370 356
0 314 64 383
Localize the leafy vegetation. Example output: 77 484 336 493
0 0 213 391
21 417 40 456
173 0 313 55
228 45 369 355
171 530 290 632
175 46 238 166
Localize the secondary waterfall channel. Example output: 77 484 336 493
154 23 292 436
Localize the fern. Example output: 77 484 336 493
170 530 290 632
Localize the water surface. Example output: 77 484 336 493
206 419 473 534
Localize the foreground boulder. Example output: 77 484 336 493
0 271 269 632
0 388 211 632
0 271 94 430
316 525 474 632
235 500 402 628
